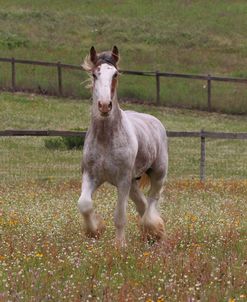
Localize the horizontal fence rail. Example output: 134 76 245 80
1 57 247 111
0 129 87 137
1 129 247 181
1 129 247 139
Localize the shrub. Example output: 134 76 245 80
62 135 84 150
0 32 30 49
44 137 66 150
44 128 86 150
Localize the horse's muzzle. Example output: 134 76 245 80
98 101 112 116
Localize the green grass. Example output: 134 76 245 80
1 92 247 183
0 1 247 113
0 92 246 183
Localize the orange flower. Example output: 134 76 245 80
143 252 150 257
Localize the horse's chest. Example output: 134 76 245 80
84 143 133 183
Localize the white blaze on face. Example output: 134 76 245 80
93 64 117 103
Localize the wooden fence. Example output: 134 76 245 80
1 129 247 181
1 57 247 111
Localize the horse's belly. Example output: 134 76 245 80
134 152 155 177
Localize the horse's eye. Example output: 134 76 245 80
113 72 118 79
92 73 97 80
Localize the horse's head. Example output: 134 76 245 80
83 46 120 118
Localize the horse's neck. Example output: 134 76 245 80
90 102 123 142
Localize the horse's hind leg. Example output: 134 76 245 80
141 170 166 240
78 173 105 238
129 180 147 217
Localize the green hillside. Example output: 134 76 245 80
0 1 247 113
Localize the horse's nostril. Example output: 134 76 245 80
98 101 112 114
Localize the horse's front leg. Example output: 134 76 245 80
114 179 131 247
78 172 105 238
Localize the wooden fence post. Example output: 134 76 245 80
200 129 206 181
207 74 211 112
156 71 160 106
11 57 16 92
57 61 63 96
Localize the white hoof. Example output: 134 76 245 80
85 213 106 238
141 209 165 241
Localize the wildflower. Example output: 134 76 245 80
143 252 150 257
0 255 5 261
35 253 43 258
228 298 235 302
9 219 18 226
190 215 197 223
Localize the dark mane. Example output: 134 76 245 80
82 51 119 72
95 51 119 68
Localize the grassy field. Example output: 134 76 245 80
0 1 247 113
0 92 247 301
0 180 246 301
0 92 247 182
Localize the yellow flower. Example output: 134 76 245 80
35 253 43 258
190 215 197 223
86 244 93 250
0 255 5 261
228 298 236 302
9 219 18 226
235 220 240 227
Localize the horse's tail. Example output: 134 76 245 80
139 173 150 189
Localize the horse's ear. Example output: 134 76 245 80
111 45 119 63
90 46 97 64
